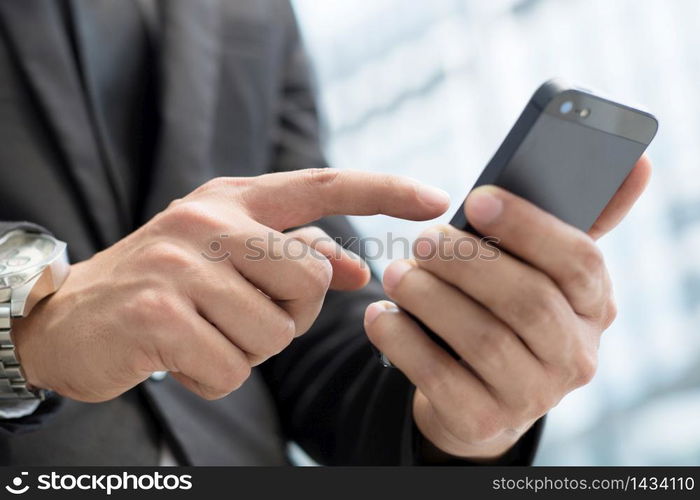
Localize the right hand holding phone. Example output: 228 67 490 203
364 156 652 461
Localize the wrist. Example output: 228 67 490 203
418 426 520 463
413 398 535 462
10 293 59 392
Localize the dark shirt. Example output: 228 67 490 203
59 0 159 229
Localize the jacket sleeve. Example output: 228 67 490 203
0 221 64 435
260 1 544 465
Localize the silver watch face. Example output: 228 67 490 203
0 232 57 279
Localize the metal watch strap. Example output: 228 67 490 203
0 222 52 401
0 296 42 400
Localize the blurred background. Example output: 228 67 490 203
292 0 700 465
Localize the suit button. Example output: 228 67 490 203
149 371 168 381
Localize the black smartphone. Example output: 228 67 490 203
449 78 658 235
381 79 658 366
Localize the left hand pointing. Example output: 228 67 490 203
364 156 652 460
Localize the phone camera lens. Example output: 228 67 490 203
560 101 574 114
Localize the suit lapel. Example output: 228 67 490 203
0 0 124 247
142 0 222 220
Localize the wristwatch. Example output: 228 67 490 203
0 225 69 401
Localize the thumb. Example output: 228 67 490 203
285 226 370 291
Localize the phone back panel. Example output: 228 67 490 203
450 80 658 233
497 113 644 231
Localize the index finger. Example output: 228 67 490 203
240 169 450 230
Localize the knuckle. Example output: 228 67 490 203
195 381 224 400
473 329 512 370
266 317 297 355
530 285 564 324
300 225 330 243
511 384 554 421
199 390 224 401
529 393 554 419
200 358 251 400
219 357 252 393
416 361 452 397
144 241 200 275
579 239 605 271
506 280 564 331
198 384 230 401
570 349 598 387
300 168 339 188
161 200 226 234
470 410 503 442
566 239 605 291
131 346 163 375
602 296 618 328
133 288 184 325
290 226 334 255
300 254 333 296
167 197 184 209
197 176 248 194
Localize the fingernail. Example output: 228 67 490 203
364 301 396 325
417 185 451 209
414 228 440 259
466 187 503 225
382 260 413 291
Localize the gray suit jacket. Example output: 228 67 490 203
0 0 542 465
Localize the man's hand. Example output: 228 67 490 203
13 169 450 402
364 156 652 460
